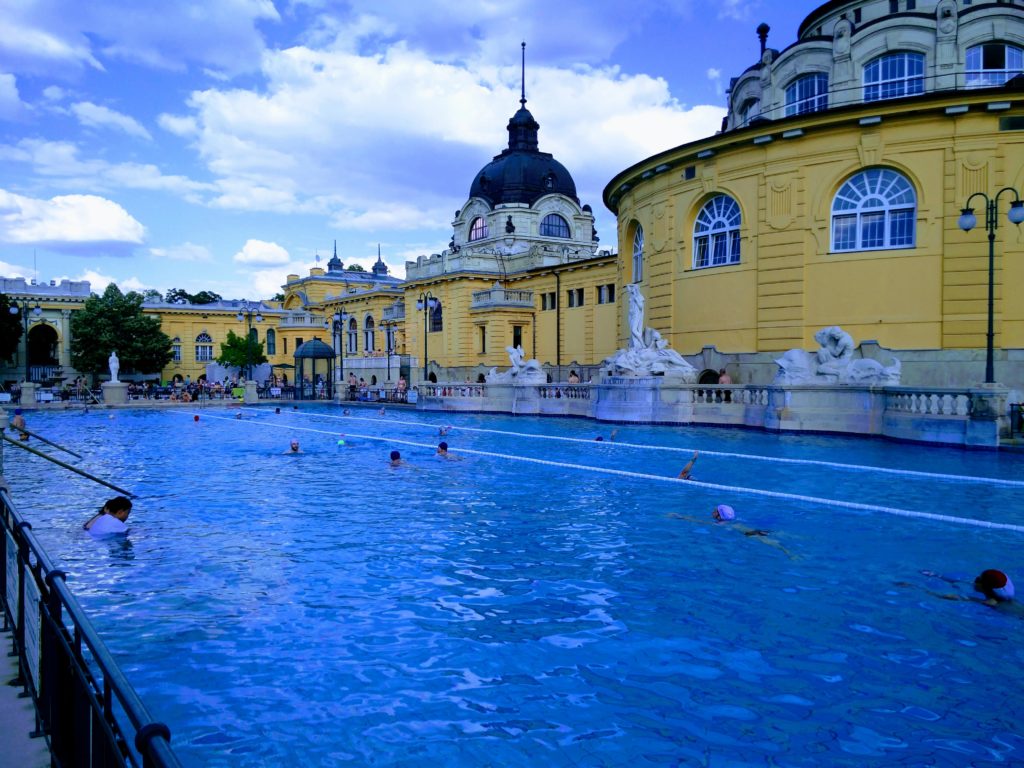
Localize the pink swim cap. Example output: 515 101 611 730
714 505 736 521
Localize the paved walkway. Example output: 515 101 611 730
0 627 50 768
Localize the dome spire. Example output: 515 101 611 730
327 238 343 272
520 41 526 107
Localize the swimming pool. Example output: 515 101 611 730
6 405 1023 766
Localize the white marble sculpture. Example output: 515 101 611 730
603 284 698 381
109 350 120 383
773 326 901 385
625 283 645 351
486 345 547 384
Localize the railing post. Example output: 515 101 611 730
41 569 67 755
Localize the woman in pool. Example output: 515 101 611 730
84 496 132 535
670 504 794 558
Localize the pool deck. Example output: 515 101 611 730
0 628 50 768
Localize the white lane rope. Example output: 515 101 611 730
250 407 1024 489
205 411 1024 533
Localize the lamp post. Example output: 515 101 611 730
380 319 397 382
958 188 1024 384
235 301 263 382
415 291 437 383
326 311 350 400
8 300 42 383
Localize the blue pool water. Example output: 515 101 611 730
6 405 1024 766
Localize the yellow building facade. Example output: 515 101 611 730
606 0 1024 388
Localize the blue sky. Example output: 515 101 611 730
0 0 811 300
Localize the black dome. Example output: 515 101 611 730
469 104 578 207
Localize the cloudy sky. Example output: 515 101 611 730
0 0 811 300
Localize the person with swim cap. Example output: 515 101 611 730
974 569 1015 604
712 504 735 521
84 496 133 536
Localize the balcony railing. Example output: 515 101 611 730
278 313 325 329
382 304 406 322
471 287 534 309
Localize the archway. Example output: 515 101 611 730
27 324 59 381
697 369 719 385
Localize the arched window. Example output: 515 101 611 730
265 328 276 355
363 316 375 352
831 168 916 252
738 97 761 127
693 195 742 269
631 224 644 282
248 327 258 343
172 336 182 362
469 216 488 241
347 317 357 354
863 52 924 102
195 332 213 362
785 73 828 116
429 300 443 333
540 213 571 238
966 43 1023 88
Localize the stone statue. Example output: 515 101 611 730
109 350 120 383
773 326 901 385
485 345 546 384
625 283 645 351
773 349 815 385
814 326 855 378
603 326 698 382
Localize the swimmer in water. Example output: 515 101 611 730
83 496 133 534
678 451 699 480
389 449 406 467
285 440 302 454
670 504 794 558
918 568 1018 611
436 441 463 460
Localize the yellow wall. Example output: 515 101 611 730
610 92 1024 354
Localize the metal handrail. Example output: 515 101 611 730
0 489 182 768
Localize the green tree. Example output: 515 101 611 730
191 290 223 304
270 292 285 302
164 288 191 304
216 329 267 372
0 294 25 362
346 264 366 272
142 289 163 302
70 284 174 379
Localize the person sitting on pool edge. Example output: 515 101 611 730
678 451 699 480
84 496 132 535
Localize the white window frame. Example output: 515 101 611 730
363 316 375 353
966 43 1024 88
830 168 917 253
469 216 488 241
693 195 742 269
195 332 213 362
785 73 829 116
863 52 924 102
632 225 644 282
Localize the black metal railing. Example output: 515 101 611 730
0 490 182 768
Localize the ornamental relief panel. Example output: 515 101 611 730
767 177 794 231
651 202 668 252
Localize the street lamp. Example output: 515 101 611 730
415 291 437 383
958 188 1024 384
326 310 350 400
379 319 397 382
8 300 42 383
235 301 263 382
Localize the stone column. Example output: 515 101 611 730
101 381 129 405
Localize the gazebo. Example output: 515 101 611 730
293 338 335 400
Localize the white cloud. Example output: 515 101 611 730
41 86 65 102
157 113 197 137
71 101 152 140
0 73 27 120
0 189 145 251
0 0 276 78
150 242 212 262
0 259 32 279
232 239 291 266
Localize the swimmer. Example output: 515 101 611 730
285 440 302 454
669 504 794 558
10 408 28 440
234 412 242 420
389 449 405 467
974 569 1015 605
378 407 386 416
595 436 604 442
343 409 351 416
678 451 699 480
83 496 132 535
610 429 618 442
438 425 452 437
918 568 1018 610
436 441 463 461
275 407 281 414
